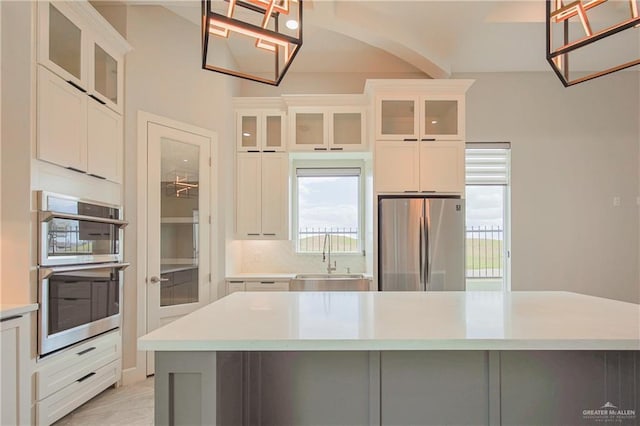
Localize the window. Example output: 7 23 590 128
465 143 511 291
293 164 363 253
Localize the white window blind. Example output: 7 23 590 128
296 167 361 177
465 144 510 185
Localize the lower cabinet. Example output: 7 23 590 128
226 279 290 295
35 329 121 425
0 313 31 426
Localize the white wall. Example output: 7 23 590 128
456 71 640 304
0 1 34 304
122 5 238 376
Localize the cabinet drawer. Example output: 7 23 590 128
36 359 120 426
36 330 120 400
245 281 290 291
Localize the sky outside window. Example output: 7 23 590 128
297 174 360 252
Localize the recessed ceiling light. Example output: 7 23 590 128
242 132 251 137
431 120 438 124
183 159 188 162
286 19 299 30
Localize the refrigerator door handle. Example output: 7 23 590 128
425 211 431 291
419 217 425 291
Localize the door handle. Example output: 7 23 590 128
149 276 169 284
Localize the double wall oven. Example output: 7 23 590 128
37 192 129 356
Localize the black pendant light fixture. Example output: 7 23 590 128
201 0 303 86
547 0 640 86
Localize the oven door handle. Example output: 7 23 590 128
39 262 130 279
39 211 128 228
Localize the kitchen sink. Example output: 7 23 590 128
290 274 371 291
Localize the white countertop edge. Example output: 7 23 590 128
138 338 640 352
0 303 39 319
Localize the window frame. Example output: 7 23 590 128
291 159 366 255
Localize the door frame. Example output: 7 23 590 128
131 111 218 382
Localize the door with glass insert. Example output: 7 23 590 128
146 122 212 374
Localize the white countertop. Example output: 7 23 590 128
138 291 640 352
0 303 38 319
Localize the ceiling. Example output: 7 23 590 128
161 0 640 77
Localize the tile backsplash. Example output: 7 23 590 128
237 240 368 274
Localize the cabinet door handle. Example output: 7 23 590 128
260 281 275 284
263 233 276 236
247 233 260 236
66 166 87 174
77 372 96 382
403 138 418 142
66 80 87 93
313 148 327 151
89 94 106 105
262 150 276 153
404 190 419 193
88 173 107 180
0 315 22 322
421 138 436 141
247 150 260 153
229 281 243 284
77 346 96 356
330 147 343 151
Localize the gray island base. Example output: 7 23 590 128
155 350 639 426
139 292 640 426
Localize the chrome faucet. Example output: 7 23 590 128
322 233 337 274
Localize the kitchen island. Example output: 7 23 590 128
138 291 640 425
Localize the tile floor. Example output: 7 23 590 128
53 377 154 425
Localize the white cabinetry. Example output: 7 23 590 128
289 106 367 152
376 94 465 141
0 313 31 426
226 279 290 295
35 330 121 425
35 1 130 183
367 80 473 194
236 110 286 152
236 153 288 239
37 1 125 113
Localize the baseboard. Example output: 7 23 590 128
122 365 147 386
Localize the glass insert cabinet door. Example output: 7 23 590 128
94 44 118 105
47 3 83 82
332 112 362 146
294 112 325 147
379 98 418 139
422 99 459 136
237 112 285 151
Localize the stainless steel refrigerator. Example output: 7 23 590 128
378 195 465 291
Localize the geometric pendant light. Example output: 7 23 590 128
201 0 303 86
546 0 640 86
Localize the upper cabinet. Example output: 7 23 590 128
36 1 131 183
236 110 286 152
289 106 367 152
377 94 465 141
38 1 126 114
366 79 474 194
283 94 368 152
